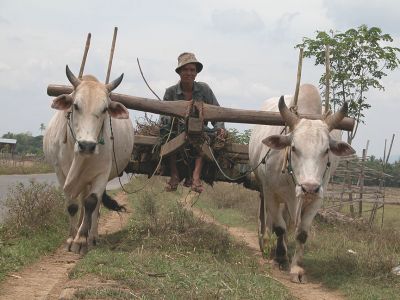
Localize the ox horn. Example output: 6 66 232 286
106 73 124 92
278 96 299 130
66 65 81 88
324 101 348 131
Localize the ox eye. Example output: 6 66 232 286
102 107 107 114
73 103 79 111
325 148 329 154
291 145 296 152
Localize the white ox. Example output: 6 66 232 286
249 84 355 283
43 66 134 254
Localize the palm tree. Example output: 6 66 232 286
39 123 46 135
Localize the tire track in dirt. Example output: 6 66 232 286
0 193 131 300
182 192 346 300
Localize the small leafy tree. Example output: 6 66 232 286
296 25 400 143
227 128 252 144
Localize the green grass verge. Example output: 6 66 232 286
198 182 400 300
70 177 291 299
305 221 400 300
198 182 259 231
0 226 66 281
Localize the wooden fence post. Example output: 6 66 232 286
358 148 366 217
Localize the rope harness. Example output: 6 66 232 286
65 110 105 146
285 143 332 189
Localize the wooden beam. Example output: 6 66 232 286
203 103 355 131
47 84 190 118
134 135 158 146
160 132 187 157
47 84 355 131
224 143 248 154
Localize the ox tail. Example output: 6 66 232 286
102 192 126 212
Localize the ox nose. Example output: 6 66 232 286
78 141 96 153
300 183 320 194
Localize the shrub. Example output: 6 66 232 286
2 181 66 237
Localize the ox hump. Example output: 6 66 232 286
81 75 99 82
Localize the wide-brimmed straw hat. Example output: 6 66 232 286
175 52 203 74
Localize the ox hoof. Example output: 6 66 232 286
290 266 306 284
88 236 98 247
70 237 88 255
65 237 74 252
290 273 307 284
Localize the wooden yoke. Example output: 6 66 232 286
47 85 355 132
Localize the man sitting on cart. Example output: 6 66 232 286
160 52 225 193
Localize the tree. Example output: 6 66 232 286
39 123 46 135
227 128 252 144
1 132 43 155
296 25 400 144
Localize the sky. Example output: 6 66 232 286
0 0 399 159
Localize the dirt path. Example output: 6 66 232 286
183 193 346 300
0 193 131 300
0 191 345 300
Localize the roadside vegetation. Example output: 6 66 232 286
70 176 291 299
0 181 67 281
200 182 400 300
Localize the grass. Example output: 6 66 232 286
0 181 68 281
0 160 53 175
197 182 400 300
70 176 291 299
197 182 260 231
337 202 400 229
305 221 400 300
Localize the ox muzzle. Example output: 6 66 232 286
77 140 97 154
300 183 321 194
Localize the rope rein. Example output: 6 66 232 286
206 126 287 182
286 145 331 188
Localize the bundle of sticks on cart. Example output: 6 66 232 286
46 28 355 189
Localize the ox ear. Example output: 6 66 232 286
262 135 291 150
51 94 74 110
329 138 356 156
108 101 129 119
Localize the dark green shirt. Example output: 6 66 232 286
161 81 224 129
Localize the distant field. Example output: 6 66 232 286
0 158 53 175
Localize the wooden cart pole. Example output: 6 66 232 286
325 45 330 114
105 27 118 84
293 48 303 107
78 33 91 79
